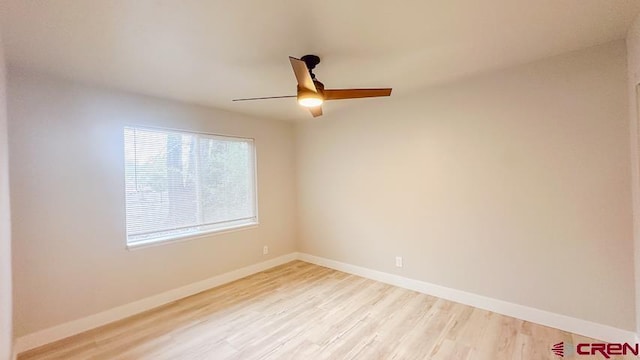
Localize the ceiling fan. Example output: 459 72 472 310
233 55 392 117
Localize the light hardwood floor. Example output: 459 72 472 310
19 261 607 360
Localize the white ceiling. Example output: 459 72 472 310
2 0 640 121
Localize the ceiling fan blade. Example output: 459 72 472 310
232 95 296 102
323 88 392 100
289 56 317 93
309 106 323 117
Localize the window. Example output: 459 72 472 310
124 126 257 247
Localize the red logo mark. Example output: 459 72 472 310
551 342 564 357
552 341 640 358
577 343 639 358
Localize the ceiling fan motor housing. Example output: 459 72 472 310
297 80 324 94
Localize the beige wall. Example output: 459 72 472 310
8 69 297 336
0 32 13 360
296 41 635 331
627 14 640 336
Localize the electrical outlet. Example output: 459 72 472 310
395 256 403 268
263 246 269 255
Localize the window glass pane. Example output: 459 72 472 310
123 127 255 246
199 137 254 224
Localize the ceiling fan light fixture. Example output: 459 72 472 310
297 92 324 107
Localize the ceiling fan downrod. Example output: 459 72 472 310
300 54 321 80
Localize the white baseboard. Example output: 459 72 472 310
14 253 298 354
297 253 637 344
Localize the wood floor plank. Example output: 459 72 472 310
18 261 612 360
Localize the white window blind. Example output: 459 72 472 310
124 127 257 247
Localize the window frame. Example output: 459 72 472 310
123 125 259 250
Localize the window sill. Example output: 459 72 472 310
126 222 259 251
